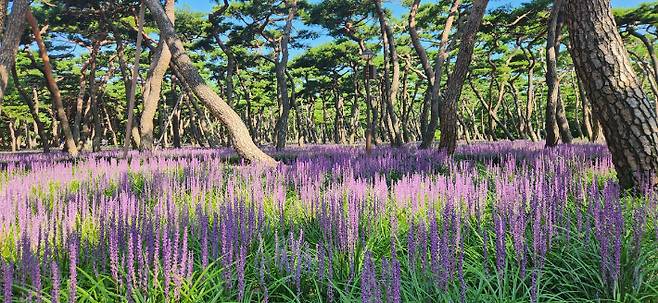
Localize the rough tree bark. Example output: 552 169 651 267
144 0 277 165
0 0 30 105
140 0 175 151
0 0 8 39
438 0 489 154
566 0 658 190
26 9 79 156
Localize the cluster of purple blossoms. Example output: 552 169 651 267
0 142 654 301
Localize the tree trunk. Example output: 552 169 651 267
0 0 30 108
0 0 8 39
566 0 658 190
89 39 104 152
408 0 435 84
438 0 488 154
172 98 181 148
272 0 297 151
375 0 403 147
420 0 461 148
544 0 564 147
123 2 146 157
555 92 573 143
570 73 584 139
365 64 375 153
577 73 594 140
8 119 16 151
140 0 174 151
26 9 78 156
0 0 30 106
72 60 90 144
523 45 540 141
11 65 49 152
333 74 347 144
102 105 119 146
145 0 276 165
349 68 360 144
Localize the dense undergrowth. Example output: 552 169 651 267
0 142 656 302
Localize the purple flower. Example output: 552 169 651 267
201 212 209 269
317 243 325 281
3 261 12 303
360 252 380 303
51 260 60 303
258 236 269 303
237 244 246 302
127 228 136 289
68 234 79 303
493 211 507 275
390 257 401 303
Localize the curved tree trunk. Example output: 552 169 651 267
375 0 403 147
144 0 276 165
26 9 79 156
438 0 488 154
140 0 175 151
419 0 461 148
566 0 658 190
0 0 30 106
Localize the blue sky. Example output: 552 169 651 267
176 0 652 14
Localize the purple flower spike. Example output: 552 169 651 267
4 261 13 303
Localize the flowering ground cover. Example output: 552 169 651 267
0 142 656 302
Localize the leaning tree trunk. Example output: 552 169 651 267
27 9 79 156
566 0 658 190
438 0 489 154
140 0 174 151
0 0 30 106
144 0 277 165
